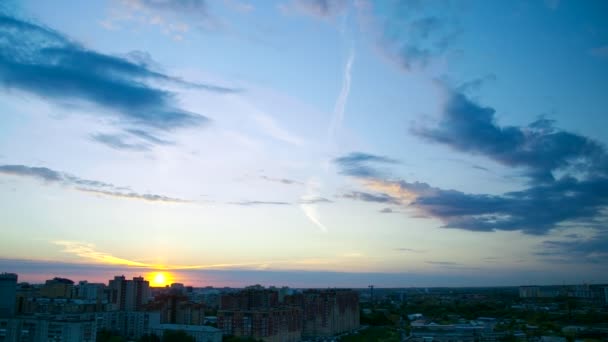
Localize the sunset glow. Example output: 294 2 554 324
149 272 171 287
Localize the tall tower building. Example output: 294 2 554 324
0 273 18 317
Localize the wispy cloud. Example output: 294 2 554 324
0 164 191 204
76 188 191 204
252 113 305 146
333 152 399 178
90 133 150 151
342 190 400 205
287 0 348 18
260 175 303 185
52 240 272 270
229 200 291 206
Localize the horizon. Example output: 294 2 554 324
1 0 608 288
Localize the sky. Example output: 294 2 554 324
0 0 607 288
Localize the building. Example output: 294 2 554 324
519 286 540 298
74 281 105 301
287 289 360 338
107 276 150 311
0 273 17 318
0 315 96 342
95 310 161 340
218 307 302 342
218 287 302 342
150 324 222 342
40 278 74 299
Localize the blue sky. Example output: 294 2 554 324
0 0 607 287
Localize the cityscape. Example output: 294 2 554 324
0 273 607 341
1 0 608 341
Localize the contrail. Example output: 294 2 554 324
300 178 328 233
328 44 355 141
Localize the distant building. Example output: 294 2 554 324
75 281 105 301
519 286 540 298
410 322 485 342
150 324 222 342
0 273 17 318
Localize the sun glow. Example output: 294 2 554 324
149 272 172 287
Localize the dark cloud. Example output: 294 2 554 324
539 231 608 264
342 191 400 205
0 164 190 204
260 175 303 185
415 89 608 183
333 152 398 178
0 14 237 132
91 133 150 151
426 261 460 266
292 0 348 18
230 200 291 206
379 207 395 213
374 176 608 235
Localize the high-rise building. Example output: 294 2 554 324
287 289 360 338
108 276 150 311
0 273 17 318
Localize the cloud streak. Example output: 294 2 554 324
0 164 190 204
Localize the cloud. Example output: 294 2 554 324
367 176 608 235
539 231 608 264
260 175 303 185
290 0 348 18
229 200 291 206
426 261 460 266
0 164 191 204
358 1 460 71
91 133 150 151
457 74 497 94
76 188 191 204
415 88 608 183
0 14 236 133
298 197 333 204
0 164 114 188
379 207 395 213
333 151 398 178
394 248 424 253
342 191 400 205
332 88 608 235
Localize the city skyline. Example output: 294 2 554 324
1 0 608 287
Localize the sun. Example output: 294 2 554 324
149 272 171 287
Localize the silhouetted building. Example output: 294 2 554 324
0 273 17 318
